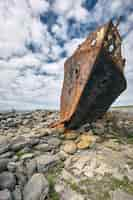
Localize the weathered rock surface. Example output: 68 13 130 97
111 189 133 200
36 154 60 172
0 109 133 200
0 172 16 190
62 141 77 154
0 159 10 172
23 173 49 200
0 189 12 200
76 134 96 149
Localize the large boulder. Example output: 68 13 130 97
23 173 49 200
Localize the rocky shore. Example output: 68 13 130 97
0 110 133 200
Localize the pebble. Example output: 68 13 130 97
34 143 51 152
0 136 10 146
64 131 79 140
7 162 17 172
63 141 77 154
77 134 96 149
12 185 22 200
0 145 11 155
20 153 34 160
47 137 61 148
0 152 14 159
10 136 28 151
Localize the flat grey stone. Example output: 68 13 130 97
36 154 59 172
55 182 85 200
48 137 61 148
26 159 37 178
15 172 27 188
0 159 10 172
126 169 133 182
0 189 12 200
28 138 39 146
10 136 28 151
0 136 10 146
112 189 133 200
12 185 22 200
34 143 51 152
0 144 10 155
0 152 14 159
23 173 49 200
16 147 31 154
20 153 34 160
0 172 16 190
7 162 17 172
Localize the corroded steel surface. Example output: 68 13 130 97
53 20 127 129
60 23 109 123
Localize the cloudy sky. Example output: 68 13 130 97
0 0 133 111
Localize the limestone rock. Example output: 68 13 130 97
64 131 79 140
111 189 133 200
23 173 49 200
20 153 34 160
55 182 85 200
63 141 77 154
26 159 37 178
0 189 12 200
34 143 51 152
0 136 10 146
0 172 16 190
0 136 11 154
10 136 28 151
0 159 10 172
47 137 61 148
7 162 17 172
36 154 59 172
77 134 96 149
12 186 22 200
0 152 14 159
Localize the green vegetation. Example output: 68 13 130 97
126 134 133 144
73 176 133 200
127 160 133 168
47 174 60 200
111 105 133 109
65 180 86 195
110 176 133 194
16 150 25 158
46 161 64 200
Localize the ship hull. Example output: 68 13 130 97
59 21 127 130
64 50 127 129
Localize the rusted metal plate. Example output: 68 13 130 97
56 20 127 129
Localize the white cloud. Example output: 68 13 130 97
52 0 73 14
51 17 68 40
52 0 88 21
28 0 49 16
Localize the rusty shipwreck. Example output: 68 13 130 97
55 20 127 129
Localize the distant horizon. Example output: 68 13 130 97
1 105 133 113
